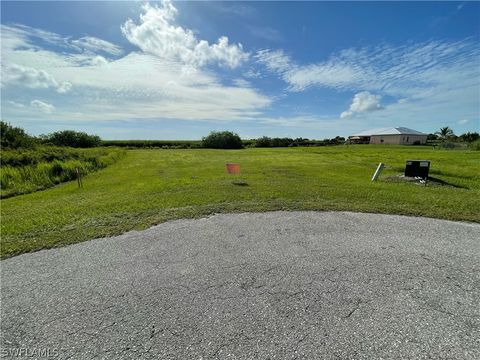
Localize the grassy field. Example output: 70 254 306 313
1 145 479 258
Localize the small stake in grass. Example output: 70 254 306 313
371 163 384 182
226 163 248 186
76 167 83 188
226 163 240 174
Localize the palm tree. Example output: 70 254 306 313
435 127 454 141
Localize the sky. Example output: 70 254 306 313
1 1 479 140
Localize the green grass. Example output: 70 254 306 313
1 145 479 258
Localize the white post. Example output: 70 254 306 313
372 162 385 182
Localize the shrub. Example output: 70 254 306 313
440 142 461 149
460 132 480 143
254 136 339 147
468 140 480 151
255 136 274 147
42 130 101 148
271 137 294 147
201 131 243 149
254 137 294 147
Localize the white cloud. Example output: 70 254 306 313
232 78 251 88
1 23 66 50
256 114 333 127
71 36 123 56
88 56 109 66
244 69 262 79
340 91 383 119
1 20 270 122
458 119 469 124
2 63 57 89
1 5 264 123
1 24 123 59
255 49 292 73
7 100 25 108
1 24 122 73
31 100 55 113
121 1 248 69
56 81 72 94
257 39 480 99
2 63 72 93
285 62 361 92
219 3 256 18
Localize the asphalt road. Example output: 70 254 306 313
1 211 479 359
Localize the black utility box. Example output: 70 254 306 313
405 160 430 178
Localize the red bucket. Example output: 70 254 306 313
226 163 240 174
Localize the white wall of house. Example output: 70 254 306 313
370 135 427 145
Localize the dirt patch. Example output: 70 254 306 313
232 180 249 186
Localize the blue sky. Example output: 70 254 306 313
1 1 479 140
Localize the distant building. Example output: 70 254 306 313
348 127 428 145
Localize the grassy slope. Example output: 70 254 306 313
1 146 125 198
1 145 479 258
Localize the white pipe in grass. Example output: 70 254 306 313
372 163 385 182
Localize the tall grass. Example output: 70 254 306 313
1 146 124 198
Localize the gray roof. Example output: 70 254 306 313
351 127 427 137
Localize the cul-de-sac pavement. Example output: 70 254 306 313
1 211 479 359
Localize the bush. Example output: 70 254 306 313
0 121 36 149
42 130 101 148
201 131 243 149
255 136 274 147
254 136 341 148
460 132 480 143
254 137 295 147
468 140 480 151
271 137 294 147
440 142 462 149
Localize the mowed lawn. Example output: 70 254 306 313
1 145 479 258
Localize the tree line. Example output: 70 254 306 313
428 126 479 143
1 121 478 150
201 131 346 149
1 121 101 149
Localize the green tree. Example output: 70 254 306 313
201 131 243 149
42 130 101 148
0 121 36 149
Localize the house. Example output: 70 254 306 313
348 127 428 145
